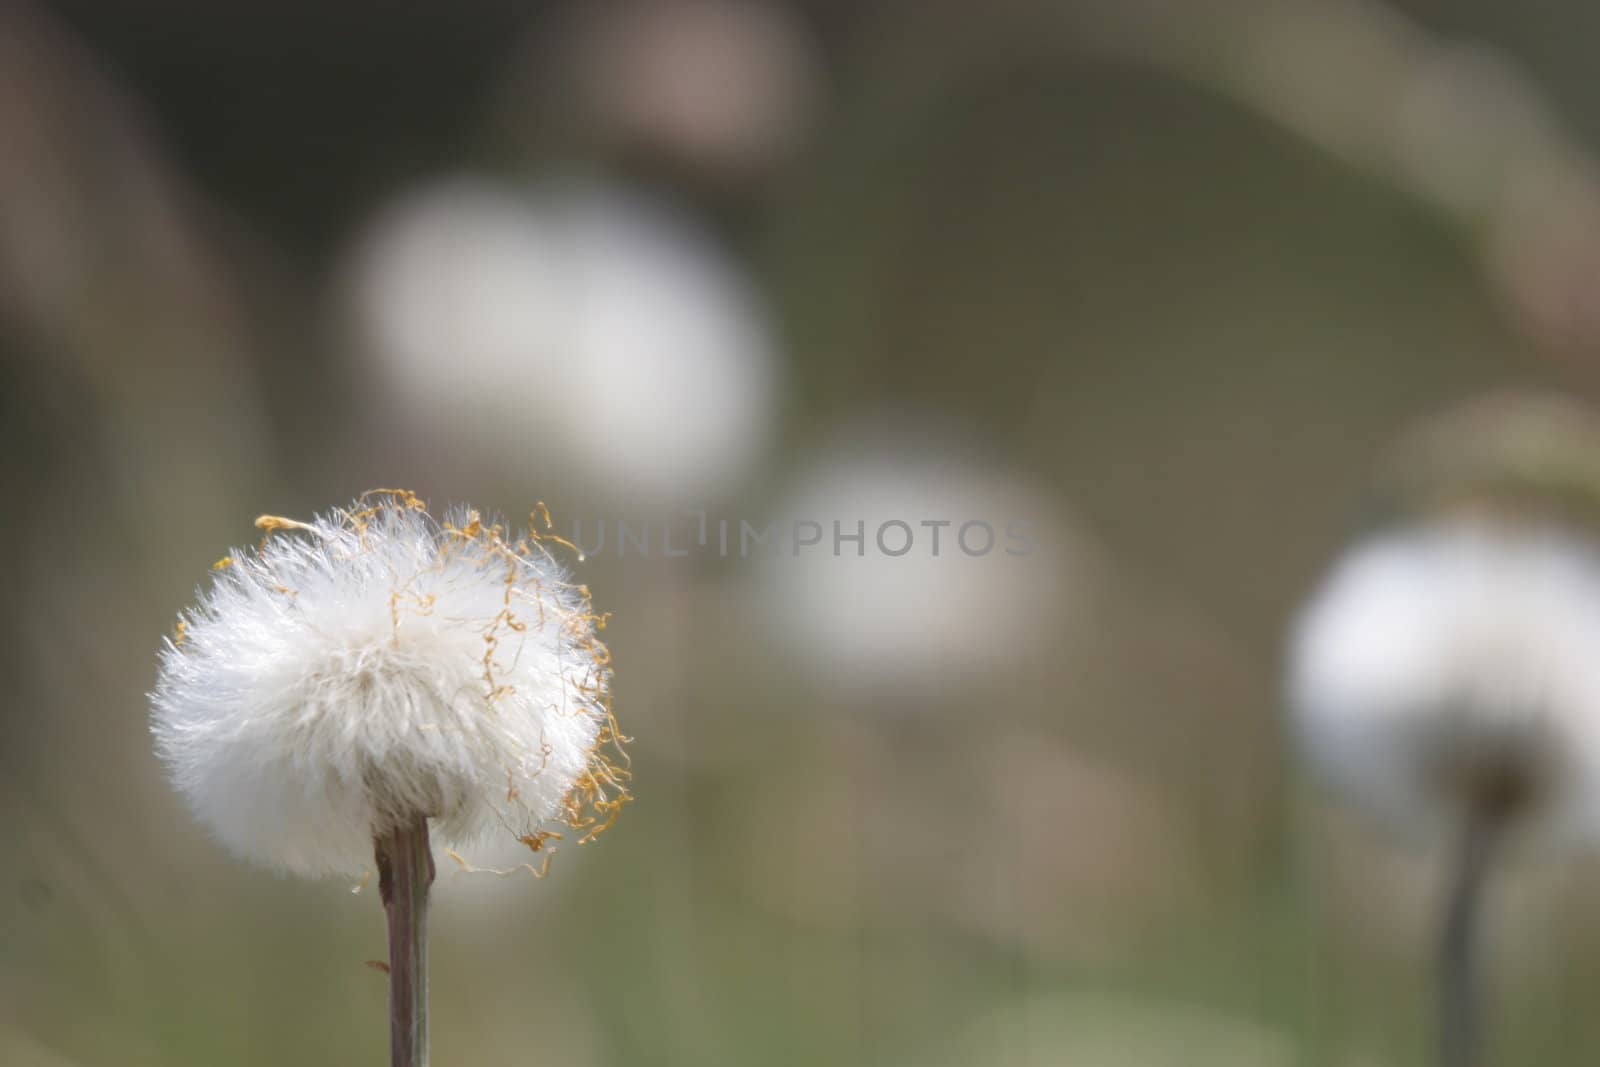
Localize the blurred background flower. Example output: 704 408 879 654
344 175 780 507
10 0 1600 1064
752 413 1075 699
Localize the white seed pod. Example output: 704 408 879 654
1289 517 1600 842
151 492 627 877
347 177 779 503
753 426 1077 700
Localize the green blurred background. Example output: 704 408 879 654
6 0 1600 1063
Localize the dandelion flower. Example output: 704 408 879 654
152 492 628 1065
755 420 1074 702
1291 394 1600 842
152 490 627 878
1291 519 1600 841
348 178 779 503
1287 392 1600 1067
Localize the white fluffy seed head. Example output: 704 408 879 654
1289 518 1600 842
151 492 628 877
755 437 1073 698
348 178 779 503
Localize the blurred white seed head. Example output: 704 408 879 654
1291 519 1600 841
348 177 779 503
151 492 628 877
756 421 1076 699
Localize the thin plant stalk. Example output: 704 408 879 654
377 817 435 1067
1437 811 1498 1067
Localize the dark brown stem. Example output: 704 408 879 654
1438 813 1498 1067
376 817 435 1067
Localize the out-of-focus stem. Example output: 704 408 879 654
1438 813 1497 1067
376 816 434 1067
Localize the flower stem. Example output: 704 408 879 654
376 816 434 1067
1438 813 1497 1067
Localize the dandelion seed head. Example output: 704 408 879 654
151 491 628 877
1290 518 1600 840
756 440 1074 698
349 178 779 502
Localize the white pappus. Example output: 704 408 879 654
150 491 628 878
1291 518 1600 842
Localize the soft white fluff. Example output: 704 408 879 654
1290 519 1600 841
756 432 1074 697
151 497 615 877
350 178 778 503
